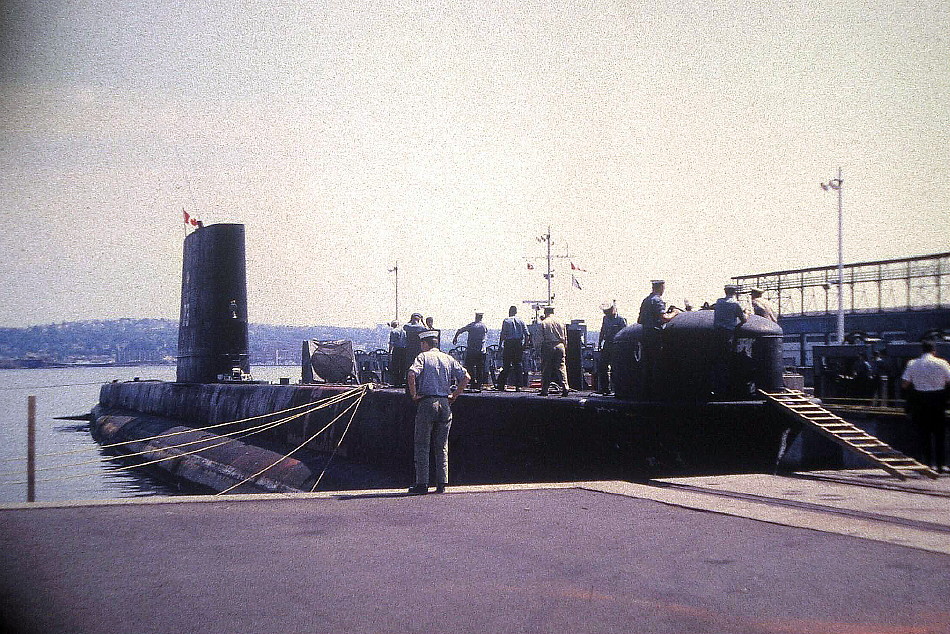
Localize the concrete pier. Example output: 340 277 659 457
1 470 948 633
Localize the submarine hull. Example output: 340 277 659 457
92 381 795 492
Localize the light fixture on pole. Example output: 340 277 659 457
820 169 844 343
388 262 399 322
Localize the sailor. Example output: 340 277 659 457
901 341 950 473
402 313 427 383
711 284 748 397
597 301 627 395
713 285 747 332
406 330 470 494
454 311 488 392
750 287 777 323
637 280 678 397
637 280 678 331
537 306 569 397
495 305 530 391
388 321 407 386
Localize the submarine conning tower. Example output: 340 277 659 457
612 311 785 402
176 223 249 383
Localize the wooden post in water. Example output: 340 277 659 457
27 395 36 502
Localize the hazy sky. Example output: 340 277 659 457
1 1 948 330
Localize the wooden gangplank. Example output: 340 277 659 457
759 389 938 480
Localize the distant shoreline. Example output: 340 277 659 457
0 361 306 370
0 360 176 370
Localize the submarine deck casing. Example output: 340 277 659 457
93 380 796 490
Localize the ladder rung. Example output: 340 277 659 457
759 389 925 481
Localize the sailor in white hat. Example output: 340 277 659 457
406 329 470 495
750 287 777 323
453 310 488 392
597 300 627 394
711 283 749 397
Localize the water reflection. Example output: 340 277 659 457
0 365 294 504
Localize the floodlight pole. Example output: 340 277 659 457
836 167 844 344
389 262 399 322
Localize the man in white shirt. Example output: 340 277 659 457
901 341 950 472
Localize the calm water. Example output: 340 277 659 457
0 365 298 504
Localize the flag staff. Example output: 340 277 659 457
533 227 574 309
545 226 552 307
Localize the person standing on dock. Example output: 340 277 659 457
407 330 470 494
454 311 488 392
637 280 678 397
388 321 407 386
495 305 530 391
597 301 627 395
901 341 950 473
538 306 569 397
750 287 777 323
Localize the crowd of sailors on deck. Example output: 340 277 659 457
393 279 948 494
385 278 783 397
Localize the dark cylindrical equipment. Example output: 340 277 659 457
177 224 249 383
612 324 646 399
566 321 587 390
613 312 784 402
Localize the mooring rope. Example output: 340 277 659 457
216 386 368 495
0 400 320 478
0 386 370 485
310 387 365 492
0 385 365 463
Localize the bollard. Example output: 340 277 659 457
27 395 36 503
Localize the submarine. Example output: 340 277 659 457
90 223 811 494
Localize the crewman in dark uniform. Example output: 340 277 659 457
402 313 427 384
711 284 748 397
388 321 407 386
454 311 488 392
597 301 627 395
637 280 679 397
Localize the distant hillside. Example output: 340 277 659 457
0 319 391 366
